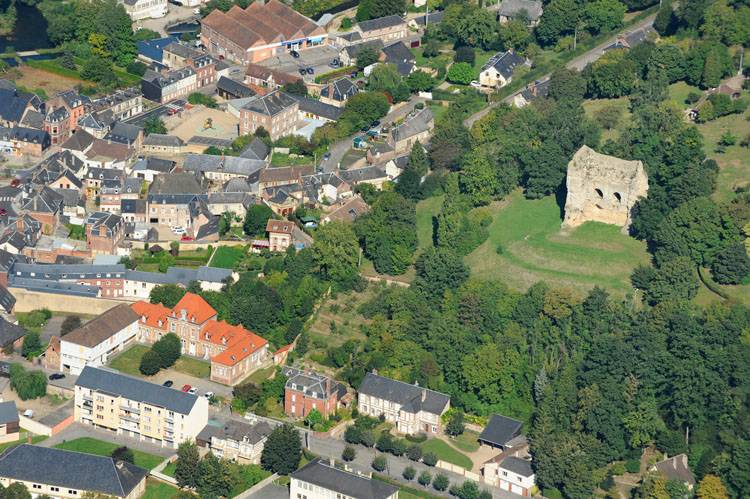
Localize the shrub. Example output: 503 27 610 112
111 446 135 464
454 46 476 65
341 17 353 30
625 459 640 473
418 470 432 486
686 91 701 104
423 452 438 466
405 432 428 443
345 425 362 444
447 62 474 85
21 331 42 359
403 465 416 480
60 315 82 336
407 444 423 461
446 411 465 436
543 488 563 499
376 431 394 453
391 439 408 456
9 364 46 400
342 445 356 462
371 455 387 472
432 473 449 491
139 349 163 375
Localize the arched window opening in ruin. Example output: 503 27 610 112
614 192 622 203
595 188 603 198
595 204 603 209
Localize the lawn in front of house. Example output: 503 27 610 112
142 479 181 499
54 437 164 470
448 430 481 453
228 463 271 497
420 438 473 470
210 245 246 269
464 191 650 295
109 345 211 379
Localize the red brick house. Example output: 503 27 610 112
283 367 347 418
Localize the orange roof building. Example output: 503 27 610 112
200 0 327 65
131 293 269 385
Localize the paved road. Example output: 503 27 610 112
125 99 187 127
319 95 426 172
463 14 658 128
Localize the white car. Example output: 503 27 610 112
172 226 186 235
188 387 198 395
470 80 481 88
204 391 214 399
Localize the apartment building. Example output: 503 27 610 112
141 68 198 103
356 15 408 44
75 366 209 448
59 304 139 375
357 372 450 435
197 419 273 464
132 292 269 385
239 90 299 141
291 458 399 499
0 444 148 499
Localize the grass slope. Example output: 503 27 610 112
420 438 473 470
54 437 164 470
416 195 443 251
210 245 246 269
464 192 650 295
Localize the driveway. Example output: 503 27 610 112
40 316 64 344
258 45 341 83
134 5 198 35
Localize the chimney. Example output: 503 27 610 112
325 377 331 395
329 457 335 467
421 389 426 402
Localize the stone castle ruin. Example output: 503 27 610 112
562 145 649 230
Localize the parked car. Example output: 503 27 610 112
0 208 7 216
470 80 481 88
188 387 198 395
193 8 200 14
298 68 307 76
180 235 194 241
181 384 191 392
290 50 300 58
163 380 174 387
322 152 331 161
306 67 314 75
48 373 65 381
204 391 214 399
23 409 33 418
371 120 381 128
172 226 186 235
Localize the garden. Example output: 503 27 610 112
108 344 211 379
53 437 164 470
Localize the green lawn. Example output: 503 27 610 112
270 153 314 167
210 245 246 269
0 434 47 454
109 345 211 379
142 479 181 499
464 192 650 295
448 430 480 453
162 461 177 477
696 110 750 203
54 437 164 470
420 438 473 470
582 96 632 142
244 365 276 385
228 463 271 497
416 195 443 251
668 81 701 109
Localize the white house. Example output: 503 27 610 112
121 0 168 21
479 51 528 89
483 456 536 497
59 304 139 374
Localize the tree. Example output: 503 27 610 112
357 0 405 21
312 222 361 290
548 68 587 103
446 411 465 436
536 0 579 46
261 423 302 474
697 475 729 499
405 71 435 93
21 331 41 359
243 204 274 237
60 315 82 336
342 445 357 462
283 78 307 96
196 453 233 499
175 441 200 489
338 92 390 134
149 284 186 307
460 150 500 205
139 349 162 375
594 105 623 130
233 382 262 409
80 56 118 87
356 46 380 69
499 19 532 50
644 257 700 305
111 446 135 464
414 247 469 301
305 407 324 428
433 473 450 491
371 455 387 472
653 3 676 35
403 465 416 480
144 116 167 135
710 242 750 284
152 333 181 368
447 62 475 85
3 483 31 499
454 46 476 65
584 0 625 34
423 452 438 466
418 470 433 486
9 364 46 400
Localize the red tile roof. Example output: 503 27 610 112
210 324 268 366
266 219 294 234
132 301 171 330
172 292 217 324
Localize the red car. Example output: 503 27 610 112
180 235 194 241
181 384 191 392
10 178 19 187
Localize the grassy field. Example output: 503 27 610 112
270 153 314 167
109 345 211 379
416 195 442 251
447 430 480 453
142 479 180 499
667 81 701 109
696 111 750 202
210 245 246 269
582 96 632 142
162 461 177 477
421 438 473 470
307 287 373 351
54 437 164 470
244 365 276 385
464 192 650 295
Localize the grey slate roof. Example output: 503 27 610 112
0 88 40 124
241 90 297 117
391 108 433 143
0 317 23 348
497 0 543 20
320 78 358 102
292 96 343 121
284 367 347 401
195 217 220 240
0 283 15 314
9 277 100 297
77 366 200 415
478 414 523 447
358 372 449 415
382 42 414 63
481 51 526 79
107 122 142 145
239 137 270 161
344 40 384 58
149 172 203 195
217 76 256 99
0 400 18 424
61 130 96 152
132 157 176 174
413 10 445 26
292 458 399 499
205 419 273 445
183 154 266 177
358 14 405 33
143 133 184 147
500 456 534 477
0 444 147 497
339 166 388 183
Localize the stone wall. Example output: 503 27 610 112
10 288 126 314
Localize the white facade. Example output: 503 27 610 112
123 0 168 21
60 321 139 375
162 73 198 102
479 67 511 88
357 393 444 435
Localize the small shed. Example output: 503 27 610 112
478 414 523 450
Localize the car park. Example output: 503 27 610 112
163 380 174 387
